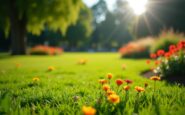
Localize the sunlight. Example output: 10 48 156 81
127 0 148 15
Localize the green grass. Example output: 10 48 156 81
0 53 185 115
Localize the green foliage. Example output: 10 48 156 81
65 5 93 47
150 30 184 53
0 0 83 35
155 51 185 79
151 38 179 53
0 53 185 114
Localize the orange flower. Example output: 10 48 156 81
107 73 113 79
99 79 107 85
135 86 145 92
146 60 150 64
123 85 130 91
107 90 116 96
32 77 40 82
102 84 110 91
48 66 55 71
82 106 96 115
116 79 124 86
150 76 161 81
108 94 120 104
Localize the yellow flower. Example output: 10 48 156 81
135 86 145 92
32 77 40 82
48 66 55 71
123 85 130 91
106 90 116 96
78 59 87 65
99 79 107 85
108 94 120 104
150 76 161 81
82 106 96 115
107 73 113 79
102 84 110 91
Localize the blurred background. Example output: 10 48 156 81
0 0 185 55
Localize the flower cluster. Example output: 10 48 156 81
29 45 63 55
82 73 161 115
148 40 185 60
99 73 146 104
146 40 185 78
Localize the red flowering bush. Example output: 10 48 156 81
147 40 185 84
119 38 154 58
29 45 63 55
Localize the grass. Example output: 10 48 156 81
0 53 185 115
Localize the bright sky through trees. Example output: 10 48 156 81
127 0 148 15
83 0 115 10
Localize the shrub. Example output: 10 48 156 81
29 45 63 55
148 40 185 84
150 30 184 53
119 38 154 58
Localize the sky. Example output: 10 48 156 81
83 0 115 10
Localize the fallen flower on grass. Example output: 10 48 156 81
146 60 150 64
78 59 87 65
15 63 22 68
48 66 55 71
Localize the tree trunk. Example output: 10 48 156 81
9 0 27 55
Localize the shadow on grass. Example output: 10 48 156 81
0 53 11 59
141 70 185 85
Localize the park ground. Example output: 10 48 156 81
0 53 185 115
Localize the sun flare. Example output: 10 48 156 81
127 0 148 15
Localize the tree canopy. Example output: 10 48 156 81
0 0 83 35
0 0 83 54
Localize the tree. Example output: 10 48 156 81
91 0 133 50
0 0 83 55
65 5 93 50
91 0 108 26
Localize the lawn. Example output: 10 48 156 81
0 53 185 115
